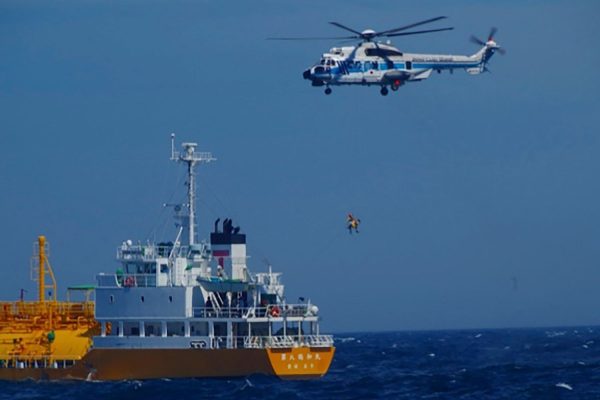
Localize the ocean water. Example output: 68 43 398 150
2 327 599 399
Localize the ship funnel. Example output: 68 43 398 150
211 218 248 281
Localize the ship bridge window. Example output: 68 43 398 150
260 293 277 306
125 262 156 274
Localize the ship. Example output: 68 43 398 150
0 135 335 380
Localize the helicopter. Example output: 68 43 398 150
269 17 504 96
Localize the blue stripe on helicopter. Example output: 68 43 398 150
330 62 481 75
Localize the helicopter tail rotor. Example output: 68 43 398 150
470 27 505 55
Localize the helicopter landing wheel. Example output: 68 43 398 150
380 87 389 96
324 87 332 95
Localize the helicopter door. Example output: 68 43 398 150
364 61 382 83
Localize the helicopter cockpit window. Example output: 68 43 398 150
320 59 326 65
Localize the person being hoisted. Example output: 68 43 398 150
347 213 360 234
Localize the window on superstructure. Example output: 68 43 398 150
190 322 208 336
167 321 184 336
147 263 156 274
213 322 227 338
123 321 138 336
145 322 162 337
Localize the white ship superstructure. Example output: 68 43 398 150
89 135 334 378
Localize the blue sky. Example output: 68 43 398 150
1 0 599 332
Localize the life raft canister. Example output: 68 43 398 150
270 305 281 317
124 276 135 287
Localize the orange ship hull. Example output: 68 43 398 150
0 346 335 381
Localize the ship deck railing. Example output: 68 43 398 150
98 272 196 288
242 334 334 349
116 244 188 261
192 304 315 319
0 301 95 323
0 357 78 370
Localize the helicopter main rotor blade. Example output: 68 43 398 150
378 16 448 36
328 22 363 36
488 27 498 41
385 27 454 37
267 36 357 41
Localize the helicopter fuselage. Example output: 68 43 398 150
303 41 498 95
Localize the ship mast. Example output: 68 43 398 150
32 235 57 302
170 133 215 245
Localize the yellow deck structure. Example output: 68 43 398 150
0 236 99 369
